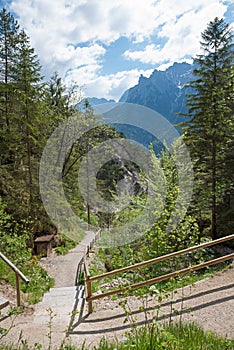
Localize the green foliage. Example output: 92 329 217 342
0 322 233 349
94 148 203 281
181 17 234 239
22 259 54 304
0 10 233 319
54 236 77 255
0 8 53 232
0 197 54 303
7 307 21 316
62 116 126 229
0 198 32 263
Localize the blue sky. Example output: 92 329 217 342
1 0 233 101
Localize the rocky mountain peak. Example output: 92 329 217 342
119 61 194 125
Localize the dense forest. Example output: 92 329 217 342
0 9 233 299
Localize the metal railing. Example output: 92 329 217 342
84 234 234 313
0 252 29 307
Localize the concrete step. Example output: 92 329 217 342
43 286 84 300
48 285 83 296
34 285 86 325
40 285 85 307
0 294 9 310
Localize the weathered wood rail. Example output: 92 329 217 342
0 252 29 307
85 229 101 257
75 229 101 286
84 234 234 313
0 294 9 310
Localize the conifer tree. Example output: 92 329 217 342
0 8 19 164
13 29 45 215
183 18 234 239
45 73 70 118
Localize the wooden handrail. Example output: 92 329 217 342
88 234 234 282
88 252 234 301
0 251 29 307
86 229 101 257
0 252 29 283
78 229 101 313
84 257 93 313
84 234 234 312
83 258 90 278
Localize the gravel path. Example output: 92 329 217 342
38 231 96 288
81 265 234 342
0 240 233 349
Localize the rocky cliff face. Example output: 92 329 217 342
119 62 194 125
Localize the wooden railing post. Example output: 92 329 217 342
0 252 29 308
15 273 21 307
86 276 93 313
84 257 93 313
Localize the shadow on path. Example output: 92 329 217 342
68 282 234 335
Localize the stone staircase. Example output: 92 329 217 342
33 285 86 331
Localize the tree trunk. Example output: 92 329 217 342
211 139 217 239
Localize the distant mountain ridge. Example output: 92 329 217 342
77 97 115 112
119 62 194 125
81 62 194 126
86 97 115 105
79 62 195 152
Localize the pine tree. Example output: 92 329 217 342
0 8 19 164
0 10 73 234
12 29 45 215
45 72 70 119
183 18 234 239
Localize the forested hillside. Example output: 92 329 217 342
0 9 121 241
0 8 233 302
0 8 118 298
91 18 234 279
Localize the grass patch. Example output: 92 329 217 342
0 322 233 349
54 240 76 255
94 322 234 350
54 235 78 255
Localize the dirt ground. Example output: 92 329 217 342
0 241 234 349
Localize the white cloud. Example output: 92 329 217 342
52 44 106 70
9 0 230 100
65 67 153 101
9 0 160 98
123 1 227 65
10 0 159 52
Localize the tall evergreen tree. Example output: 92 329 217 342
45 73 70 118
13 29 45 216
0 8 19 164
183 18 234 239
